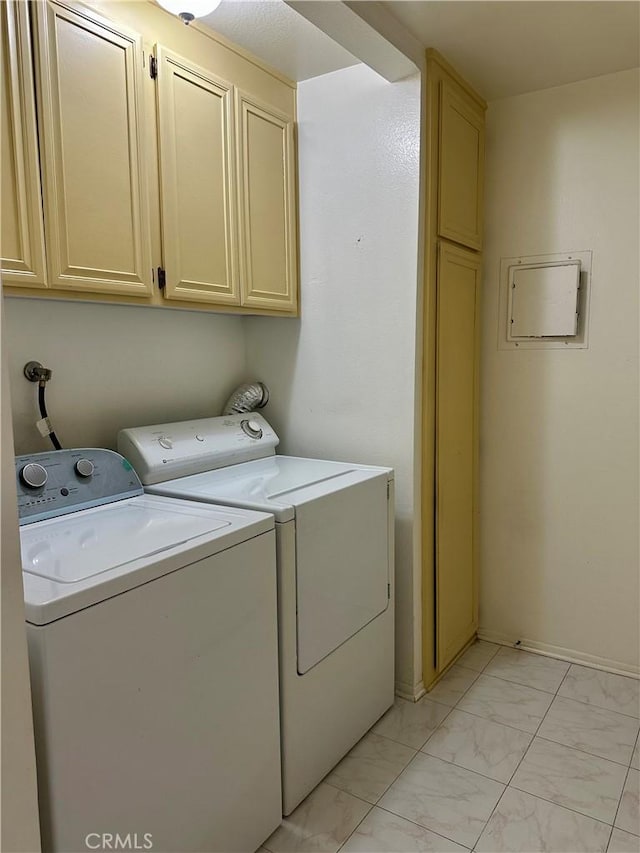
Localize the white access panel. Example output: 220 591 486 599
295 474 389 673
509 261 580 338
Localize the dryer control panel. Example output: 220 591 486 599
118 413 279 485
16 449 143 525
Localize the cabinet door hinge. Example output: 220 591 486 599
387 481 390 499
387 583 391 600
157 267 166 291
149 55 158 79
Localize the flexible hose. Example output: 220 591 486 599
38 383 62 450
222 382 269 416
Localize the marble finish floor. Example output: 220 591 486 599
264 643 640 853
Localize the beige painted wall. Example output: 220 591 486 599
479 69 640 672
6 299 247 453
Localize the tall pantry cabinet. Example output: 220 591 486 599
422 50 486 687
0 0 298 315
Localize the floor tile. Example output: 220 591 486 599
456 674 554 733
422 709 532 782
608 828 640 852
372 697 450 749
484 647 570 693
559 666 640 719
538 696 640 765
265 783 370 853
425 665 479 708
378 752 504 848
616 770 640 836
632 740 639 770
511 737 628 824
324 731 415 804
340 807 468 852
475 788 611 852
456 640 500 673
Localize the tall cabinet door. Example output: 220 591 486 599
438 81 484 250
34 1 152 296
436 241 481 671
156 47 239 305
236 93 298 313
1 0 47 288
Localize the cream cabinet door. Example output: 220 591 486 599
34 1 152 296
156 47 239 305
236 93 297 313
1 1 47 288
438 81 485 251
436 241 481 671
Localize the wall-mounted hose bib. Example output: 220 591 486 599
24 361 62 450
222 382 269 416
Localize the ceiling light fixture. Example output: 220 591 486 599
157 0 222 25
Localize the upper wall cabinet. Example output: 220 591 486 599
1 1 47 287
1 0 298 314
33 0 153 296
156 46 239 306
438 80 485 251
236 93 298 314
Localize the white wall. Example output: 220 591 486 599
480 69 640 673
6 299 247 454
245 64 422 695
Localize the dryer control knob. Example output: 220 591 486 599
75 458 94 478
241 419 263 439
21 462 48 489
158 436 173 450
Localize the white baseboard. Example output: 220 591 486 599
478 627 640 680
395 679 426 702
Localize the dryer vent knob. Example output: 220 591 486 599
241 419 263 439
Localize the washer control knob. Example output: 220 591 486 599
21 462 48 489
75 458 94 478
158 436 173 450
241 419 263 439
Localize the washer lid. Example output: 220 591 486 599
21 495 274 624
146 456 392 523
21 498 230 583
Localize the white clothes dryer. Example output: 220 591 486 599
17 448 281 853
118 414 395 814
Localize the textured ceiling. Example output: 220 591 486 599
383 1 640 100
199 0 359 82
195 0 639 97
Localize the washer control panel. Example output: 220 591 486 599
118 413 279 485
16 449 143 525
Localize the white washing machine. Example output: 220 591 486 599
118 413 395 814
17 447 281 853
